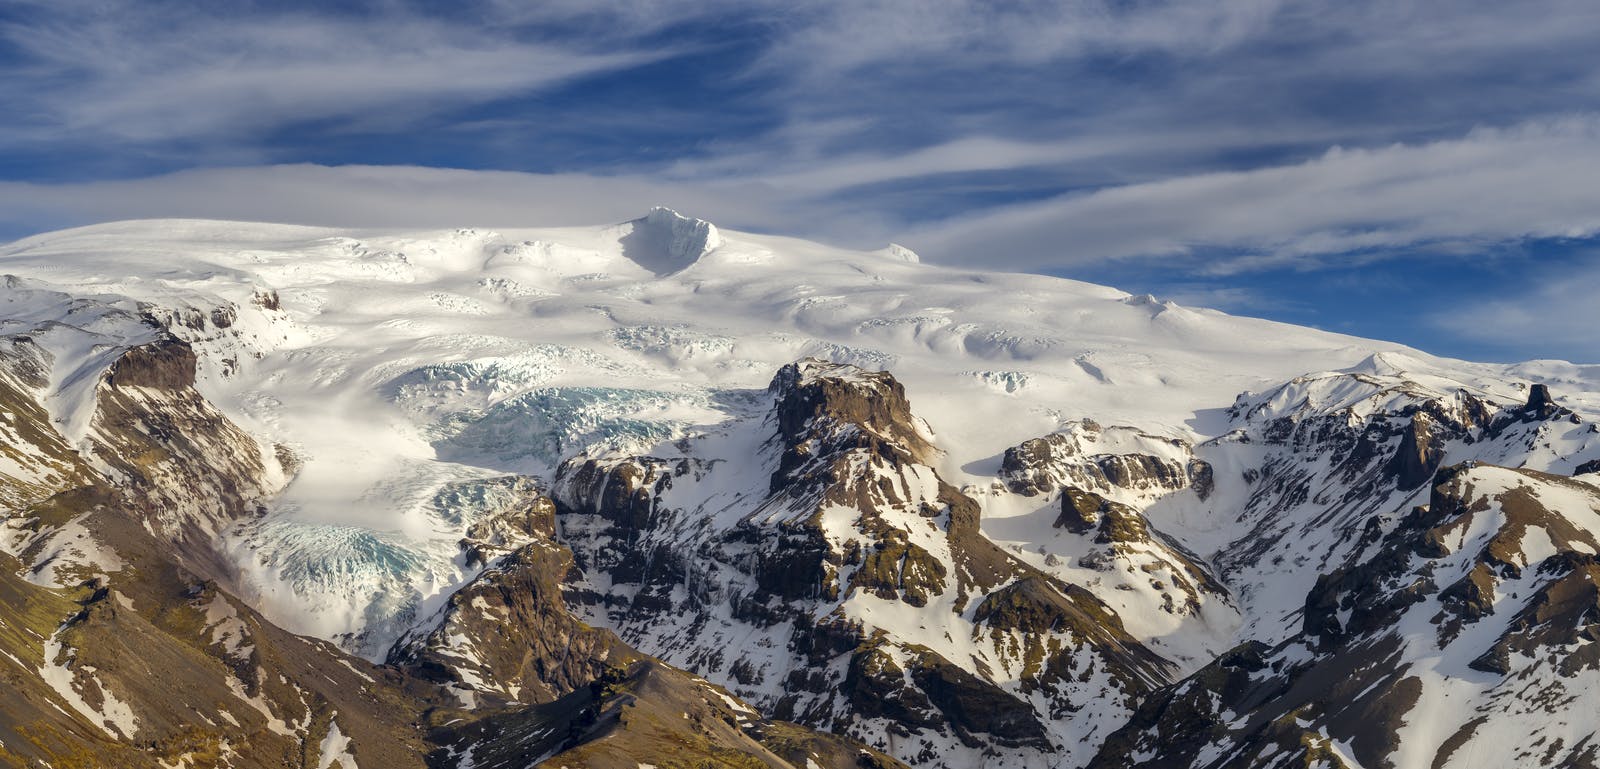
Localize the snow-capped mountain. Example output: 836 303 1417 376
0 209 1596 768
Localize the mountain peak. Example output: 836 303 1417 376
880 243 921 263
619 207 723 276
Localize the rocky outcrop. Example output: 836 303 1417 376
432 660 911 769
389 537 639 707
998 421 1212 501
455 475 557 568
551 359 1172 768
1524 383 1561 420
0 336 96 513
987 422 1236 669
103 337 197 390
1094 462 1600 769
1202 369 1566 639
87 337 284 578
768 358 939 486
1387 411 1445 490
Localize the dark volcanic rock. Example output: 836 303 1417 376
104 337 197 390
1526 383 1558 419
1387 411 1445 491
1057 486 1110 533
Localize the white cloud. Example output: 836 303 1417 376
664 136 1138 193
1428 258 1600 362
906 117 1600 271
0 4 671 146
0 165 762 233
0 163 911 248
759 0 1285 78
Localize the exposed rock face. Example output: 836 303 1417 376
0 335 96 512
983 421 1236 672
103 337 197 390
431 660 910 769
1387 411 1446 490
87 336 284 578
551 359 1171 768
1057 487 1110 533
1206 370 1527 633
1093 463 1600 769
390 535 639 707
999 421 1212 501
455 475 558 568
1526 383 1559 419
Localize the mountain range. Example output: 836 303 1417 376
1 209 1596 768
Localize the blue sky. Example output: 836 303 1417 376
3 0 1600 363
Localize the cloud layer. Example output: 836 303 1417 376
911 119 1600 272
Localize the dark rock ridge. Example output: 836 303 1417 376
88 336 282 579
1092 462 1600 769
551 359 1172 767
991 422 1233 633
1208 372 1556 601
999 422 1214 500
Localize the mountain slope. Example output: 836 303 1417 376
2 211 1598 768
0 279 910 769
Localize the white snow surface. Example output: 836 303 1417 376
316 715 359 769
3 213 1598 666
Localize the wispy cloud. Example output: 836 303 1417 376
1428 254 1600 362
907 118 1600 271
0 164 758 233
0 163 904 246
11 116 1600 273
0 1 673 148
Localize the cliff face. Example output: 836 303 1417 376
87 336 284 579
550 359 1173 768
1091 464 1600 769
1085 373 1600 769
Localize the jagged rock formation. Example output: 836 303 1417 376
551 359 1172 768
1091 462 1600 769
1197 363 1599 642
980 420 1237 671
998 421 1214 501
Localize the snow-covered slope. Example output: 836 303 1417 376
3 210 1598 768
